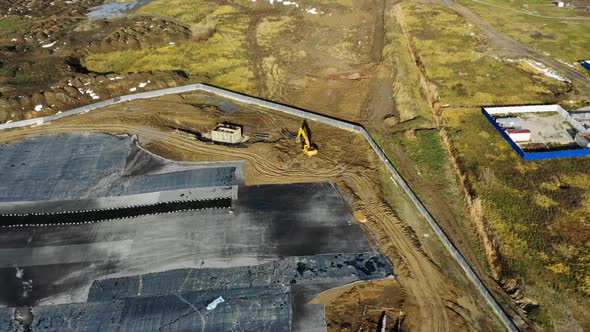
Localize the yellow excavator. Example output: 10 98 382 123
296 121 318 156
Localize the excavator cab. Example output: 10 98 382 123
295 121 318 156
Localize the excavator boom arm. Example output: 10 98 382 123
296 127 312 149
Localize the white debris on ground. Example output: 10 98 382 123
41 41 57 48
109 76 124 81
128 81 151 92
251 0 322 14
34 105 43 112
423 233 430 238
496 57 570 82
523 59 570 82
556 58 576 69
206 296 225 310
86 89 100 100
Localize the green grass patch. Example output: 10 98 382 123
0 16 27 36
384 6 433 122
445 107 590 302
135 0 219 25
399 2 570 107
83 7 255 93
457 0 590 65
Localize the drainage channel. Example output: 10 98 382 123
0 198 231 227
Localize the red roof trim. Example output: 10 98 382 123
505 129 531 134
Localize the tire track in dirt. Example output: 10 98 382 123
428 0 590 92
339 172 452 332
245 14 268 97
0 98 499 331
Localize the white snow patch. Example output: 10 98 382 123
497 57 570 82
556 58 575 68
206 296 225 310
524 59 570 82
41 41 57 48
85 89 100 100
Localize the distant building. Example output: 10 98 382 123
575 133 590 148
212 123 242 144
496 117 522 128
506 129 531 142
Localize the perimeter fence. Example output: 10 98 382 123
0 84 519 332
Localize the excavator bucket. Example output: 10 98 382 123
304 146 318 156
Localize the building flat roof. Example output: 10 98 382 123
506 129 531 134
496 117 521 122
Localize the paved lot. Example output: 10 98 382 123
519 113 576 146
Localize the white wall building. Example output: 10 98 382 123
212 124 242 144
506 129 531 142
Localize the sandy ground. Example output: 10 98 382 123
0 94 504 331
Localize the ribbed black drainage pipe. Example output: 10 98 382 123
0 198 231 227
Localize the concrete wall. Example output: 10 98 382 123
212 127 241 144
483 106 590 160
0 84 518 332
484 104 562 115
557 107 590 134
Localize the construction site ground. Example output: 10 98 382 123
3 0 589 330
0 130 397 331
0 93 504 331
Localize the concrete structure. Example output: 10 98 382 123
575 133 590 148
212 123 242 144
483 105 590 159
496 117 522 128
505 129 531 142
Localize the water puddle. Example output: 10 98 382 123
86 0 153 20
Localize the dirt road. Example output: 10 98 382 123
434 0 590 92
